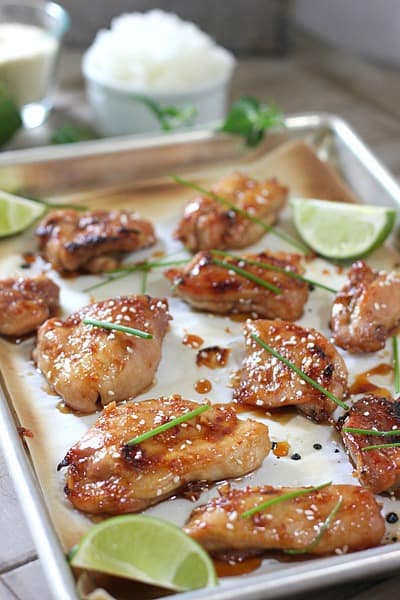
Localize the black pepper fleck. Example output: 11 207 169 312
291 453 301 461
20 264 30 269
271 441 277 450
313 443 322 450
386 512 399 524
392 536 398 543
334 448 340 453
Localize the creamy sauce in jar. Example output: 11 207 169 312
0 23 58 105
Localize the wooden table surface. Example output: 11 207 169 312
1 34 400 599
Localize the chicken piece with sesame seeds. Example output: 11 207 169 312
36 208 156 273
174 172 288 252
234 319 348 423
184 483 384 556
33 295 170 413
330 260 400 353
341 394 400 493
59 395 271 514
165 250 309 320
0 275 59 337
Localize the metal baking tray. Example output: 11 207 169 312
1 113 400 600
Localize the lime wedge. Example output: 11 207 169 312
69 515 218 592
0 82 22 145
291 198 396 260
0 191 46 238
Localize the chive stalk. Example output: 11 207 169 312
172 175 310 254
343 427 400 437
212 257 282 294
362 442 400 452
284 496 343 555
212 250 337 293
125 404 211 446
82 318 153 339
241 481 332 519
250 333 349 410
393 337 400 394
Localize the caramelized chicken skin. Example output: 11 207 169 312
184 483 384 555
174 173 287 252
0 275 59 337
341 394 400 493
331 261 400 353
234 319 348 422
33 295 170 413
165 250 309 320
36 208 156 273
59 395 271 515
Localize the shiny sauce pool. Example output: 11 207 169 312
349 363 392 397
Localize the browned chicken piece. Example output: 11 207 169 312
341 394 400 493
330 260 400 353
0 275 59 337
36 208 156 273
184 483 384 556
59 395 271 515
33 295 170 413
165 250 309 320
174 172 288 252
234 319 348 422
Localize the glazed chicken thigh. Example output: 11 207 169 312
331 260 400 353
165 250 309 320
59 395 271 514
234 319 348 422
184 483 384 556
33 295 170 412
341 394 400 493
174 173 287 252
0 275 59 337
36 208 156 273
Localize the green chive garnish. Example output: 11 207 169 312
343 427 400 437
362 442 400 452
125 403 211 446
83 258 190 293
250 333 349 410
141 268 149 294
241 481 332 519
172 175 310 254
393 337 400 394
212 257 281 295
82 318 153 339
212 250 337 294
284 495 343 555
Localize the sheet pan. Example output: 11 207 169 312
1 114 400 600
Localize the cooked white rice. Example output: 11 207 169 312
82 10 235 91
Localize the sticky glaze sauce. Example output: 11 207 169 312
56 401 86 416
349 363 392 397
182 333 203 349
213 557 262 577
235 403 297 425
196 346 230 368
194 378 212 394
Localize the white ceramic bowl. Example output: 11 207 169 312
82 57 235 137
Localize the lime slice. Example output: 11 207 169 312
291 198 396 260
0 82 22 145
0 191 46 238
69 515 218 592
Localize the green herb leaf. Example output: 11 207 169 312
82 318 153 339
393 337 400 394
343 427 400 437
220 96 283 147
133 95 197 132
126 403 211 446
51 124 97 145
212 250 336 293
172 175 310 254
284 495 343 555
250 332 349 410
212 257 281 294
241 482 332 519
